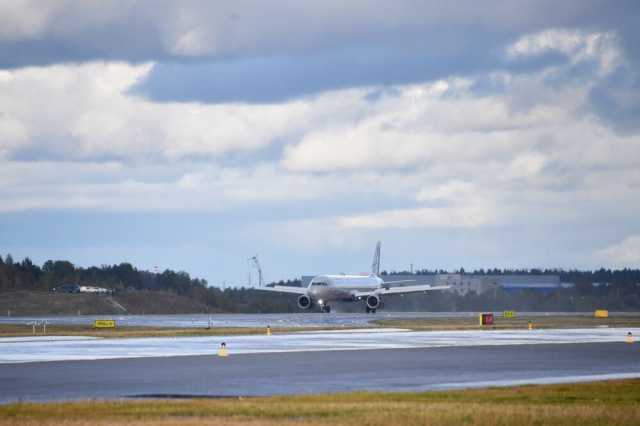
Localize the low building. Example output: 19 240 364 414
484 275 562 293
437 274 492 296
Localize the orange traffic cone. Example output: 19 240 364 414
218 342 228 357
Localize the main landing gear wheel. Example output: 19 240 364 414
321 305 331 313
365 307 377 314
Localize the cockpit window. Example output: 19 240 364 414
311 281 328 286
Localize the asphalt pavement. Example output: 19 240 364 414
1 342 639 403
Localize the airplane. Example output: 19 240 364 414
255 242 449 313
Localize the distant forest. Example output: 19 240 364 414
1 254 640 312
383 267 640 287
0 254 298 313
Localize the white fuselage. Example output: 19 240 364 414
307 274 384 303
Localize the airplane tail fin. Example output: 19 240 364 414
371 241 381 276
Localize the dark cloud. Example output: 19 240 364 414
132 41 501 104
1 1 638 66
1 1 639 136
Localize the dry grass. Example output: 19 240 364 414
374 314 640 331
3 313 640 338
0 324 356 339
0 291 210 316
1 379 639 425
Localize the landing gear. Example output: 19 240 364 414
365 307 377 314
321 305 331 313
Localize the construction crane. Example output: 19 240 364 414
249 255 264 287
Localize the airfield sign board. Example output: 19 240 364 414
93 319 116 328
479 313 494 326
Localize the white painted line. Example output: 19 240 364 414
429 372 640 390
300 328 410 333
0 336 98 343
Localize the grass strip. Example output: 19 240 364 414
0 324 356 339
1 379 639 425
3 314 640 338
374 314 640 331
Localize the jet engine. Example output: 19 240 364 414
366 295 381 310
297 294 312 309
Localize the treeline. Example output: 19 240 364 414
384 268 640 287
1 254 639 313
376 283 640 312
0 254 300 313
0 254 208 295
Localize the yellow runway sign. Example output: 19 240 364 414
594 310 609 318
503 311 516 318
93 319 116 328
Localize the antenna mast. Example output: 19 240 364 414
250 255 264 287
246 258 252 287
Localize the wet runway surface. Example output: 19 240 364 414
1 342 639 403
2 328 639 363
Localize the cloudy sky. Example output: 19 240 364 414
1 0 639 285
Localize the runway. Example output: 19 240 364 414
1 327 639 363
1 342 639 403
1 328 639 403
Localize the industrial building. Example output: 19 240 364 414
484 275 564 293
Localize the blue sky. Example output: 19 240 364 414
1 1 639 286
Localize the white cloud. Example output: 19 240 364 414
507 29 622 75
0 114 29 155
0 28 638 267
595 236 640 267
507 152 547 178
415 180 475 203
280 79 607 174
0 160 428 213
170 28 216 56
1 3 640 281
338 205 493 229
0 60 598 172
0 61 312 161
266 202 496 255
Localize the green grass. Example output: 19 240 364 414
3 314 639 339
374 314 640 331
1 379 639 425
0 324 357 339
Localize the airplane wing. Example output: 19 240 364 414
354 284 450 298
253 285 308 295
